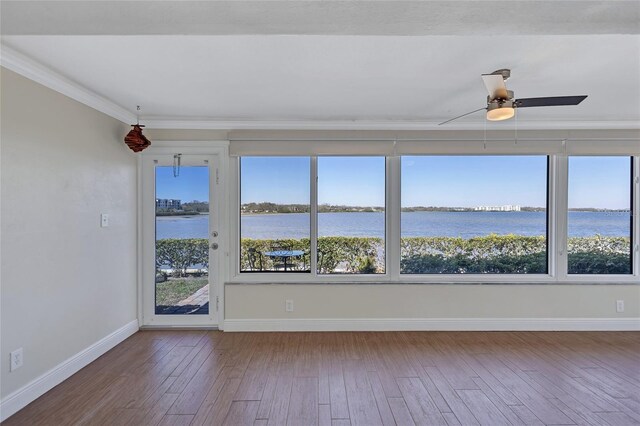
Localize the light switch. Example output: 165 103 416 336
101 213 109 227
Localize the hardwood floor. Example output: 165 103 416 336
5 331 640 425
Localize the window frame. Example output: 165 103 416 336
316 156 389 276
564 155 636 279
398 154 550 277
228 150 639 284
238 156 313 274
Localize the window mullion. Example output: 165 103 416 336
388 156 401 280
633 156 639 276
547 154 557 278
310 156 318 276
555 154 569 280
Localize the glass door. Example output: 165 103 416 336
142 154 220 326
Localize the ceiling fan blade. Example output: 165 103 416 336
515 95 587 108
481 74 508 99
438 107 486 125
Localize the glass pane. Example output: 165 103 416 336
155 166 209 314
317 157 385 274
401 156 548 274
568 156 632 274
240 157 311 272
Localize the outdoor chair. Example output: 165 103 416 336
288 249 308 271
247 248 263 271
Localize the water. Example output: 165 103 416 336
156 211 630 240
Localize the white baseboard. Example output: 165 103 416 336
0 319 139 422
223 317 640 332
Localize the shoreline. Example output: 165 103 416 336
158 210 628 217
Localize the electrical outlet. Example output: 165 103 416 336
285 299 294 312
10 348 23 372
101 213 109 227
616 300 625 313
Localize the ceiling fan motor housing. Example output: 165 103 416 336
487 90 514 103
487 99 514 111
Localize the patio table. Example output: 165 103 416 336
263 250 304 271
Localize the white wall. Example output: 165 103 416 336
226 284 640 320
0 69 138 401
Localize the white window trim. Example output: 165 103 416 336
227 144 639 285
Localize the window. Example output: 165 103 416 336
317 157 386 274
240 157 311 272
400 156 548 274
567 156 633 274
235 149 637 282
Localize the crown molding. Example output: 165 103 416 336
2 43 638 132
1 43 136 124
141 118 640 131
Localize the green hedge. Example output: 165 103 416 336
157 235 631 275
401 235 630 274
567 235 631 274
156 238 209 276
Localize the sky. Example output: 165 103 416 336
401 156 548 208
156 156 631 209
156 166 209 202
568 156 631 210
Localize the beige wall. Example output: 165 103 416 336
1 69 138 399
226 284 640 319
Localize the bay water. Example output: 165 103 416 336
156 211 630 240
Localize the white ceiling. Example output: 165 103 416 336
2 1 639 36
1 2 639 129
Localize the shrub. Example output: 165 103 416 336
400 252 547 274
567 235 631 274
156 238 209 276
567 252 631 274
400 235 629 274
357 256 378 274
317 237 383 274
156 235 630 275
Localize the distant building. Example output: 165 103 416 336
156 199 181 210
474 204 521 212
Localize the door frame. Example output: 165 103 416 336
139 141 229 328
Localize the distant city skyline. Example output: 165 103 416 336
156 156 631 210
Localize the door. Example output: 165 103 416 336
142 154 220 326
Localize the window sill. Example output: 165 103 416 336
226 280 639 286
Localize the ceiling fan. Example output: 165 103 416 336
438 69 587 125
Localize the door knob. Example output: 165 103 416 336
211 243 219 250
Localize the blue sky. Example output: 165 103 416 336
156 166 209 201
568 156 631 209
402 156 547 207
241 157 311 204
319 157 385 206
157 156 631 209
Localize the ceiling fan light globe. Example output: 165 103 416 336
486 106 515 121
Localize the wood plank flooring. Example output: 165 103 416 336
4 331 640 425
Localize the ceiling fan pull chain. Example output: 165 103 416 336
483 117 487 150
173 154 182 178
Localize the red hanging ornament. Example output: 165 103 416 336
124 124 151 152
